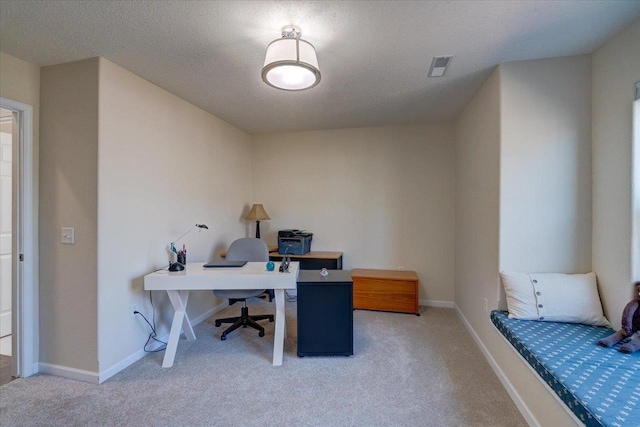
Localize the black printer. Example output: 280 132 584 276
278 229 313 255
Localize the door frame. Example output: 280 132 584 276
0 97 37 378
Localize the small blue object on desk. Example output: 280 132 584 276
266 261 275 271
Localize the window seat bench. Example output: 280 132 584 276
491 310 640 427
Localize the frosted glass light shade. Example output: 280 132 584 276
262 37 321 91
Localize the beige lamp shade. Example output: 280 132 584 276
245 204 270 238
245 204 270 221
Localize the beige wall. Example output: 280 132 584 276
592 19 640 328
455 56 593 426
40 58 99 372
97 58 252 374
252 123 456 304
497 55 591 426
454 70 572 426
38 56 252 378
0 51 40 365
454 69 501 327
0 52 40 116
40 58 251 382
500 55 592 275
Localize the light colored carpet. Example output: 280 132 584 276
0 301 526 426
0 354 12 387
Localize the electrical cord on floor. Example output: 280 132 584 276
285 290 297 302
133 291 167 353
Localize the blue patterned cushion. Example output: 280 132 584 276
491 310 640 427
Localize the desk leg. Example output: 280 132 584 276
162 290 195 368
177 290 196 340
273 289 286 366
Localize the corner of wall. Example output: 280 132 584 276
39 57 100 372
591 18 640 325
456 55 594 426
95 58 253 375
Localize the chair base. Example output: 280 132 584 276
214 306 274 340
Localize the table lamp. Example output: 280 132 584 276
168 223 208 271
245 204 270 239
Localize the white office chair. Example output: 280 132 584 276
213 238 274 340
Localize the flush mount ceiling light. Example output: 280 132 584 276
262 25 321 91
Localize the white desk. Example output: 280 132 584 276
143 261 300 367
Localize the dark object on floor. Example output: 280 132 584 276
214 306 274 340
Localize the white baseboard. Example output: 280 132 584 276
282 294 453 309
97 301 229 383
419 299 454 308
454 305 540 427
489 316 584 426
97 334 168 384
190 301 228 325
38 362 100 384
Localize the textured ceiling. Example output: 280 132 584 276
1 1 639 134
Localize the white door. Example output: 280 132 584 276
0 128 12 356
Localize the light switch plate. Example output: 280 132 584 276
61 227 75 244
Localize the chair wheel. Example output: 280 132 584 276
221 335 226 341
259 331 265 337
214 321 221 327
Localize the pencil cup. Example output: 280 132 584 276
177 253 186 265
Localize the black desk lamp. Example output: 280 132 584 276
168 223 208 271
244 204 270 238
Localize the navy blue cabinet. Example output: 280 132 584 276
296 270 353 357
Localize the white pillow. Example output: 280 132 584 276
500 271 610 327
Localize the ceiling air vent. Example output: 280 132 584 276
428 56 453 77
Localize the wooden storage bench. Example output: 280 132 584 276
350 269 419 315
